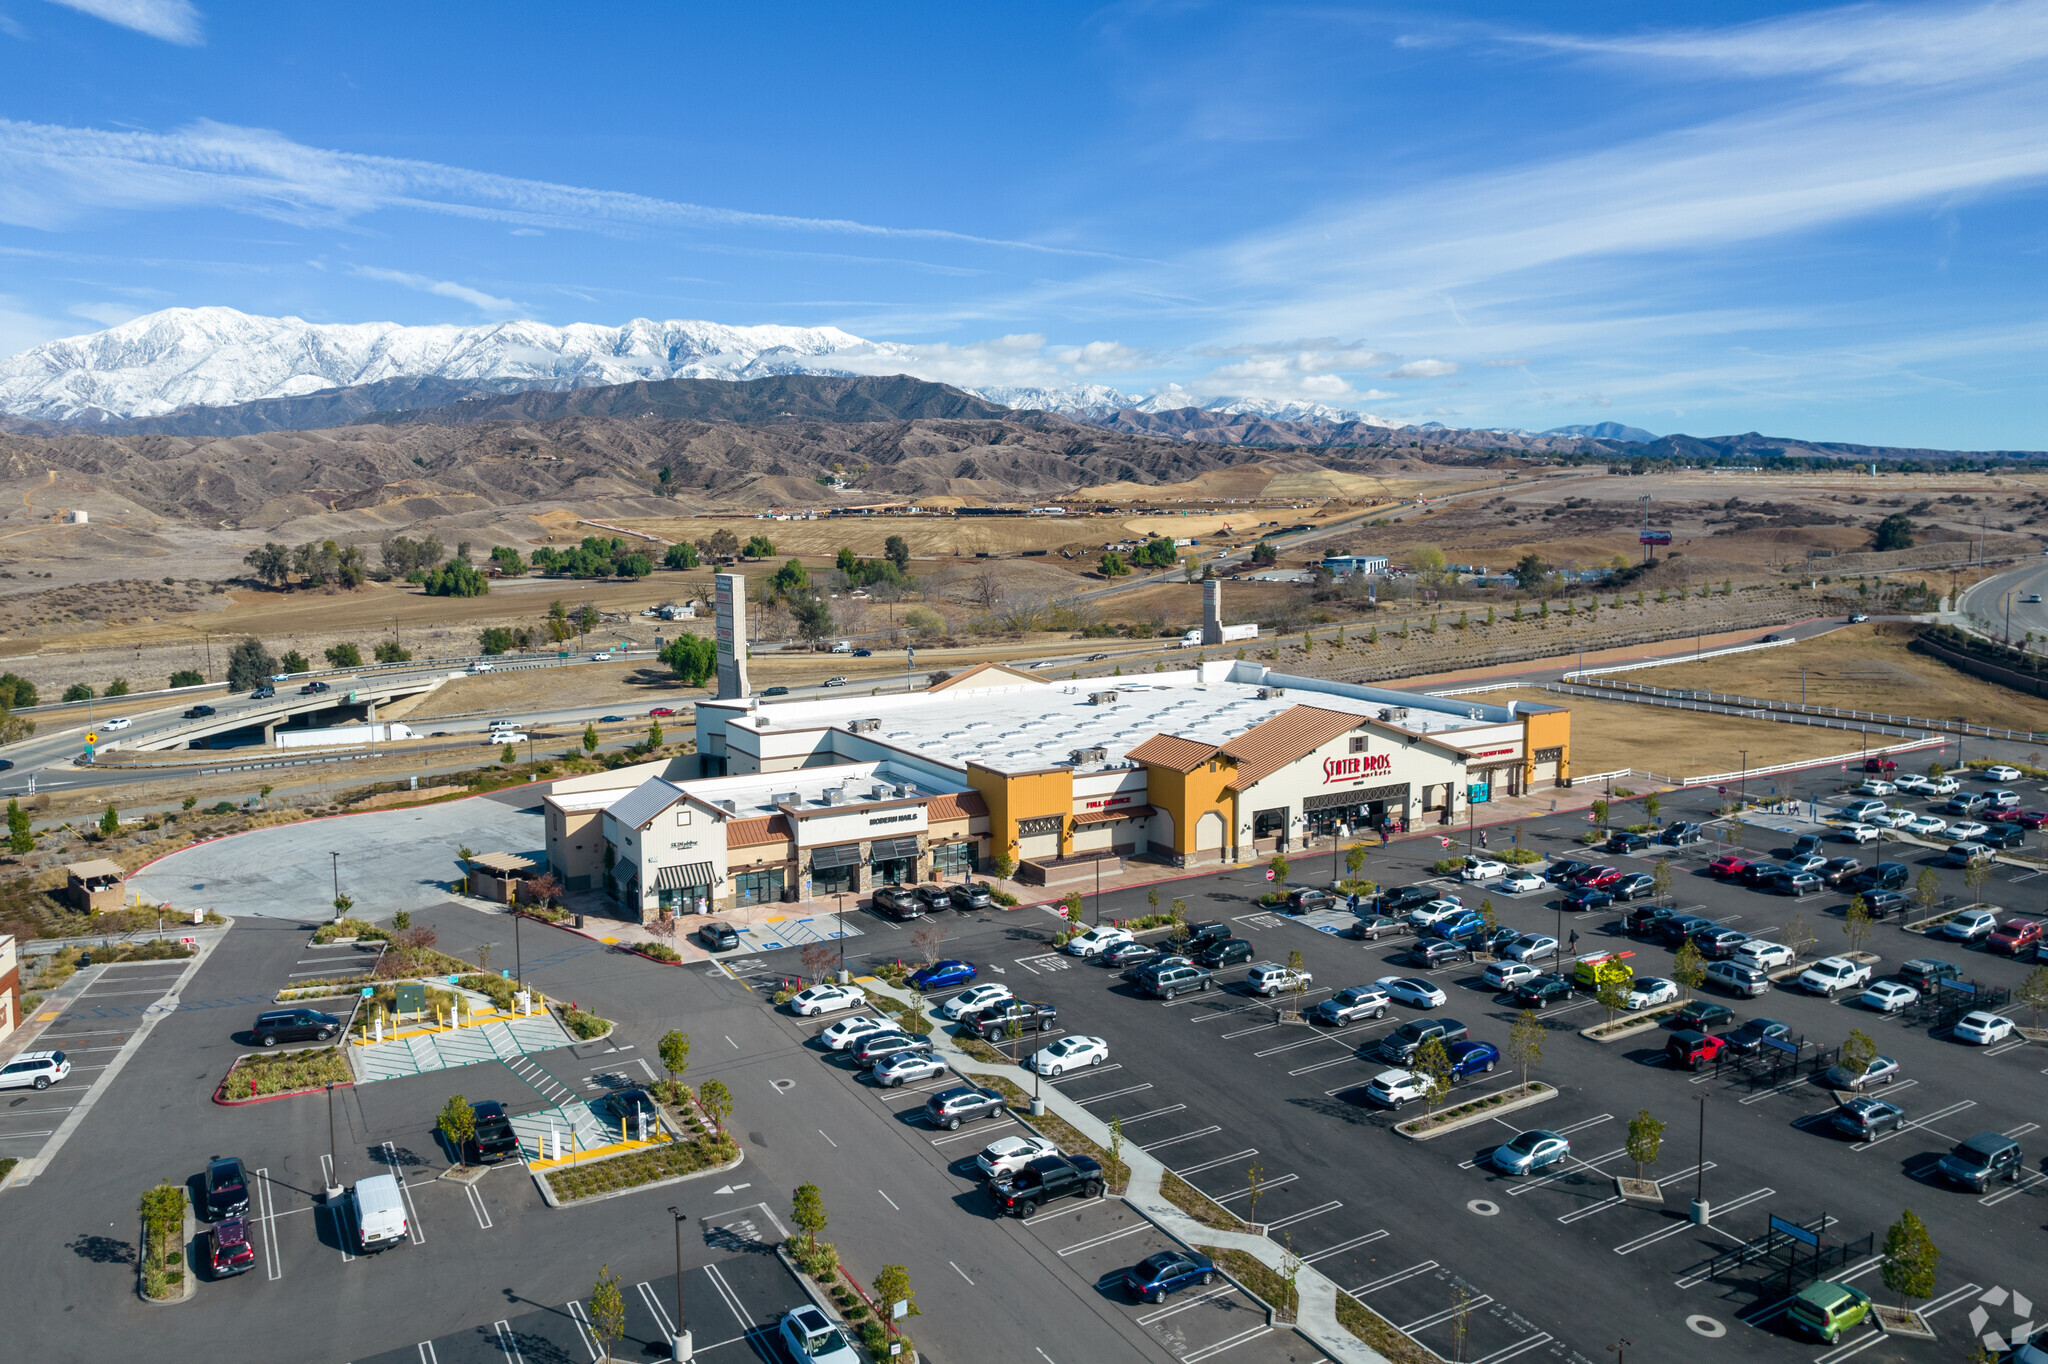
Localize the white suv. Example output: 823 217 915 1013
0 1050 70 1091
1364 1068 1439 1109
1062 925 1133 958
1942 908 2000 942
1799 957 1873 996
1733 940 1795 971
1247 963 1313 997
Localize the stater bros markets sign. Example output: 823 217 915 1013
1323 753 1393 783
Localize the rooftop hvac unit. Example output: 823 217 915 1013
847 718 881 733
822 786 845 806
894 783 917 799
716 799 739 814
1257 687 1286 700
772 791 800 806
1088 690 1119 705
870 784 892 800
1377 706 1409 723
1069 746 1108 765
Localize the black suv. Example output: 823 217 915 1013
1379 1017 1469 1064
1658 913 1717 946
696 921 740 951
1176 921 1232 951
1409 938 1471 969
925 1085 1006 1130
1658 823 1704 846
1626 905 1676 937
203 1157 249 1220
1377 886 1442 913
1844 862 1909 892
1692 928 1749 960
470 1100 521 1163
869 886 925 920
1898 958 1962 990
1861 890 1909 919
1606 831 1651 854
1563 887 1614 913
912 884 953 913
1544 859 1591 885
1513 974 1575 1009
948 881 995 911
964 999 1058 1041
252 1008 339 1046
184 704 216 719
1193 937 1253 969
601 1088 659 1129
1979 823 2025 849
1285 888 1335 913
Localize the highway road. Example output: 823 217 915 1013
1958 553 2048 641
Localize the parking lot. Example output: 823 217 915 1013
873 769 2047 1364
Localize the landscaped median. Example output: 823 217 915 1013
1394 1082 1554 1140
1582 1000 1684 1042
534 1081 740 1206
216 1047 353 1103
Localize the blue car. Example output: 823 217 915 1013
1490 1129 1570 1175
909 959 977 992
1446 1040 1500 1080
1425 913 1486 943
1123 1249 1216 1303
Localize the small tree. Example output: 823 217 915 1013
1244 1161 1267 1225
1625 1109 1664 1181
1843 894 1873 956
1596 973 1631 1026
1286 947 1308 1018
1412 1034 1454 1108
438 1093 476 1167
988 845 1016 880
1477 897 1496 933
1913 866 1942 917
1839 1027 1878 1082
791 1182 828 1256
648 718 664 748
1507 1009 1544 1088
1783 909 1815 961
1346 841 1368 880
910 918 947 965
873 1263 918 1338
1268 852 1290 885
99 803 119 837
1651 857 1674 899
583 722 599 753
2019 965 2048 1030
1671 940 1706 997
1590 798 1610 828
1108 1115 1126 1193
589 1266 627 1364
1963 856 1990 906
1169 897 1187 935
699 1078 733 1133
658 1029 691 1084
1644 793 1661 821
332 893 353 920
1881 1209 1939 1310
6 798 32 854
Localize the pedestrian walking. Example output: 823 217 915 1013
1479 829 1489 850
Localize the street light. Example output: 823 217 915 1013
330 851 341 921
667 1205 693 1362
324 1082 342 1200
1691 1093 1711 1225
1737 750 1749 808
836 890 848 984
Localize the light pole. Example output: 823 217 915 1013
667 1205 693 1361
330 851 341 921
1737 750 1748 808
836 890 848 984
324 1082 342 1200
1691 1093 1711 1225
514 905 523 988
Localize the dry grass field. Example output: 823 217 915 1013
1482 686 1891 780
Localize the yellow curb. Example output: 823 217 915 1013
765 916 787 923
527 1134 675 1171
600 936 620 944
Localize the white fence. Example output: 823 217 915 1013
1559 636 1794 682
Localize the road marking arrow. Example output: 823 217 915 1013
713 1182 752 1196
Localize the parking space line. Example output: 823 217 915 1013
1264 1199 1342 1230
1303 1230 1386 1263
1256 1026 1373 1058
418 1341 439 1364
382 1141 425 1245
256 1166 280 1281
1852 1100 1974 1152
1615 1187 1772 1254
1113 1104 1186 1125
1472 1333 1553 1364
1057 1222 1151 1257
1980 1164 2048 1207
492 1319 525 1363
1071 1083 1152 1105
1214 1174 1299 1203
1402 1295 1493 1332
464 1181 493 1229
932 1120 1016 1147
703 1261 755 1332
950 1261 974 1285
1188 998 1277 1021
635 1281 677 1346
1181 1323 1275 1363
1223 1021 1280 1040
1173 1149 1256 1178
1051 1064 1122 1083
1022 1201 1101 1226
1139 1125 1222 1151
1507 1147 1625 1196
1985 1038 2028 1057
1297 1056 1367 1078
1137 1284 1236 1323
1354 1260 1437 1295
565 1299 599 1362
1738 1075 1821 1105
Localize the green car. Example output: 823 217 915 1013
1787 1281 1871 1343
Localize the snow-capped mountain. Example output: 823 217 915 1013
971 384 1140 421
0 307 918 422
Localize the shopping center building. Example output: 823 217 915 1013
541 655 1570 922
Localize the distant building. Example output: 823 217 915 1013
1322 554 1389 576
65 509 88 524
61 859 126 913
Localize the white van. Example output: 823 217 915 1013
353 1173 408 1252
1837 799 1888 823
467 661 495 674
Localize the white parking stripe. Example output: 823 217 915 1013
1057 1222 1150 1257
1173 1149 1257 1178
1113 1105 1187 1125
1071 1083 1152 1105
1852 1100 1975 1152
1140 1126 1223 1151
1264 1199 1342 1230
1181 1323 1274 1363
931 1120 1016 1147
1980 1164 2048 1207
565 1300 599 1362
1472 1334 1553 1364
1303 1230 1387 1263
1137 1284 1235 1324
256 1166 280 1281
634 1281 677 1346
492 1319 525 1363
382 1141 425 1245
465 1182 494 1228
1354 1260 1438 1295
1615 1187 1772 1254
1402 1295 1493 1332
1214 1174 1300 1203
1506 1147 1625 1196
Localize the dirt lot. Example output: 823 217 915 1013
1623 623 2048 733
1482 686 1890 781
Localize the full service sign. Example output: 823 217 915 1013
1323 753 1392 783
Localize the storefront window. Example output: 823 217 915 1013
656 883 709 913
734 868 785 905
871 855 916 887
813 862 856 896
931 842 976 878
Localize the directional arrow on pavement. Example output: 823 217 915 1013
713 1183 752 1196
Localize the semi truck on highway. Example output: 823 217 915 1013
1177 623 1259 648
273 723 417 750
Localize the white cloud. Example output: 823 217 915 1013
350 265 520 315
68 301 145 325
1052 339 1150 373
1482 358 1530 368
1387 359 1459 379
43 0 200 44
509 227 544 237
0 117 1103 257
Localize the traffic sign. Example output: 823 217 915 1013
85 731 97 744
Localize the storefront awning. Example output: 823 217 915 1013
811 843 862 871
1071 804 1154 826
869 835 920 861
655 862 716 892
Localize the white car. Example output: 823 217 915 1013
1405 899 1466 928
1864 810 1906 829
1734 940 1796 971
1460 857 1507 882
1364 1068 1440 1109
871 1052 949 1088
0 1050 70 1091
1985 789 2023 811
1953 1011 2016 1045
1799 957 1873 996
1894 775 1935 794
591 652 612 661
1856 779 1897 797
1943 908 2000 942
789 984 864 1017
818 1015 892 1051
975 1134 1059 1180
101 716 132 731
1842 823 1882 844
1860 981 1920 1013
778 1307 861 1364
1900 814 1948 836
1926 775 1960 795
1500 870 1547 893
1029 1034 1108 1076
936 983 1013 1020
1945 820 1989 841
1376 976 1449 1009
1062 925 1134 959
1247 963 1313 997
1625 977 1679 1010
1483 961 1543 991
490 731 529 744
1982 765 2024 782
1504 934 1560 963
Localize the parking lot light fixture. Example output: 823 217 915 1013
1691 1094 1710 1225
668 1205 692 1361
836 891 848 984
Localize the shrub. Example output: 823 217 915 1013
560 1006 611 1039
1431 857 1463 875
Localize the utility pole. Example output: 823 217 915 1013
330 851 340 912
1738 750 1748 806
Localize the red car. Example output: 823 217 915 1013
207 1217 256 1278
1666 1029 1727 1070
1863 757 1898 773
2014 810 2048 829
1576 866 1625 889
1983 806 2027 824
648 707 676 717
1708 855 1751 879
1987 918 2043 956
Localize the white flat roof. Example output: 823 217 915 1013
726 665 1512 776
681 761 962 819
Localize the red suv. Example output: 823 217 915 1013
1987 918 2043 956
1708 855 1751 879
1667 1030 1727 1070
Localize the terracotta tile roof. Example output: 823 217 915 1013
1220 706 1366 791
1072 804 1155 826
725 814 791 848
925 790 988 821
1125 733 1220 773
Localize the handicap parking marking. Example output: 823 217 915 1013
1232 912 1285 930
1014 952 1071 975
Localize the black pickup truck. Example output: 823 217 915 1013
962 999 1059 1042
987 1154 1105 1218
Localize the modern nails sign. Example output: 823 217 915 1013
1323 753 1392 783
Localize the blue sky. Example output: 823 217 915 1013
3 0 2047 447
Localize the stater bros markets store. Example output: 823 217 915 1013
540 660 1571 921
